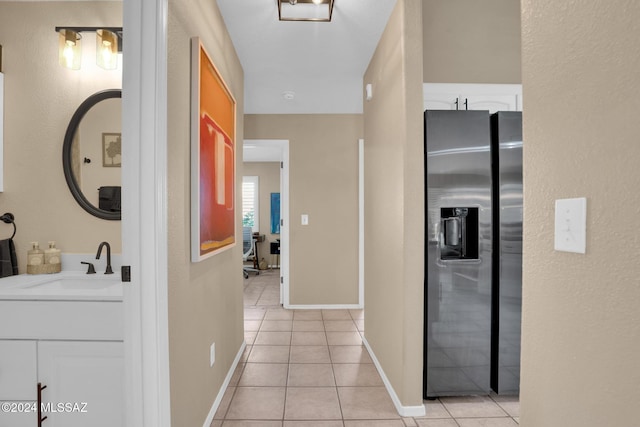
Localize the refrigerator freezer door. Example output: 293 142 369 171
491 111 523 395
424 110 492 397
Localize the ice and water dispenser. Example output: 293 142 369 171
439 207 479 260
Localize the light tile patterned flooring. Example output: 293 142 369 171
212 269 520 426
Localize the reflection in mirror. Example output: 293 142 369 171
63 89 122 220
71 98 122 208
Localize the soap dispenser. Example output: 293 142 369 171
27 242 44 266
45 241 61 266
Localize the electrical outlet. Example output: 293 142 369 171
210 343 215 367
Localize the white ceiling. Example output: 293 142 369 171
216 0 397 115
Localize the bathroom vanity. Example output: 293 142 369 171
0 272 123 427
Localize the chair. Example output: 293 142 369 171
242 226 259 278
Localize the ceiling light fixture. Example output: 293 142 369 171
277 0 334 22
55 27 123 70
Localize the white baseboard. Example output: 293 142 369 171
362 337 426 418
202 340 247 427
284 304 363 310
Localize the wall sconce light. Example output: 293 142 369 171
277 0 334 22
58 29 82 70
96 29 119 70
55 27 123 70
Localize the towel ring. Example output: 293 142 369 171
1 212 16 239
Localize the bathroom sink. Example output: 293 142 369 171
0 272 123 301
22 277 118 291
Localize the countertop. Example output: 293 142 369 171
0 270 123 301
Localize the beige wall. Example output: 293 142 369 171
0 2 122 271
167 1 244 425
363 0 424 407
244 115 361 305
423 0 521 84
520 0 640 425
243 162 281 264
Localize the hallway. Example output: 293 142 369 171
211 269 520 426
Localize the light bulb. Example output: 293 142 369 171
96 29 118 70
58 29 81 70
63 42 76 68
312 0 323 4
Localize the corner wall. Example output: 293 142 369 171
167 1 245 425
363 0 424 408
0 1 122 270
520 1 640 425
244 114 362 306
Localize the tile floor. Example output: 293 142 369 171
212 269 520 426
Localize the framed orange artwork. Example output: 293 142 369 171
191 37 236 261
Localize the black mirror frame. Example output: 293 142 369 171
62 89 122 221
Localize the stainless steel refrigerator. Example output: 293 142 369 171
490 111 523 395
423 110 522 398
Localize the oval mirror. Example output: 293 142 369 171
63 89 122 220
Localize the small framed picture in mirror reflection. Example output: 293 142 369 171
102 132 122 167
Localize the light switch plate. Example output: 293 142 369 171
554 197 587 253
210 343 215 367
301 214 309 225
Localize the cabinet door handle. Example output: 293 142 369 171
454 98 459 110
37 382 48 426
464 98 469 110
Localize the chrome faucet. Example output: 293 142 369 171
96 241 113 274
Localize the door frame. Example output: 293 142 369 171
358 139 364 307
243 139 290 306
122 0 171 426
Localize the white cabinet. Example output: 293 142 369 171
423 83 523 113
0 300 123 427
0 409 34 427
38 341 124 427
0 341 36 400
0 341 36 427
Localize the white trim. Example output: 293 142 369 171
285 304 362 310
358 139 364 307
122 0 171 426
202 341 246 427
362 337 426 418
243 139 289 307
280 143 289 307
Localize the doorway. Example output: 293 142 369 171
243 139 290 306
